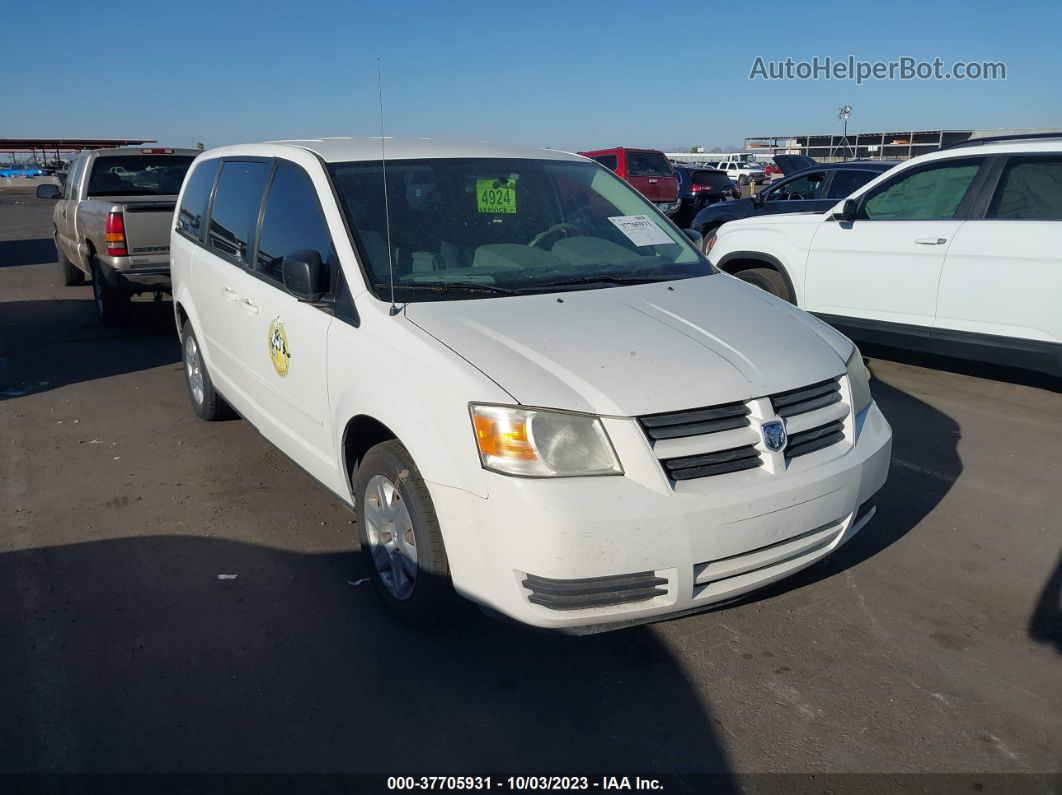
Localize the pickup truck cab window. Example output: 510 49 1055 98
256 160 336 286
327 157 707 302
207 160 269 263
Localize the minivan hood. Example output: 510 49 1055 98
405 276 853 417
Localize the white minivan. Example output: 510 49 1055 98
170 137 892 629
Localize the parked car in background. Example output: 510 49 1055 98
713 160 767 185
672 165 741 228
764 161 782 180
578 147 680 216
691 159 898 246
171 136 891 630
0 163 44 178
36 146 197 325
706 135 1062 376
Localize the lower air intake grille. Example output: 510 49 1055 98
522 571 667 611
662 444 762 480
787 420 845 459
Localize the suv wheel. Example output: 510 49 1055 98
738 175 749 186
734 267 793 303
181 321 234 421
90 258 130 326
354 439 458 626
57 238 83 285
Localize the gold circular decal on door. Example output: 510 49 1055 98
268 317 290 378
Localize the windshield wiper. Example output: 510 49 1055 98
519 274 676 291
379 281 520 295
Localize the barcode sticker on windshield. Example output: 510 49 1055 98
608 215 673 246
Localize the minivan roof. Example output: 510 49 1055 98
258 136 585 164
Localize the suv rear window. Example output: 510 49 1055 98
592 154 618 171
692 171 733 189
86 155 194 197
626 151 673 178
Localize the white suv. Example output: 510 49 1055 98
707 136 1062 377
170 137 891 629
714 161 767 186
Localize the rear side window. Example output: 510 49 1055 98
626 151 673 177
826 169 879 199
207 161 269 262
177 159 219 239
256 161 336 286
64 157 86 199
592 154 618 171
987 156 1062 220
862 159 982 221
86 155 194 197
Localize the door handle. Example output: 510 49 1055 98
239 298 260 315
222 286 239 302
914 237 947 245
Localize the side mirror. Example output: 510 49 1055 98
281 249 326 301
682 228 703 246
832 198 857 223
751 191 765 208
36 184 61 200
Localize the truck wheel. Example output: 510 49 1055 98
57 238 83 285
90 258 130 327
180 321 235 421
355 439 458 626
739 175 749 186
734 267 793 303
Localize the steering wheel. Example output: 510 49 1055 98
528 222 582 249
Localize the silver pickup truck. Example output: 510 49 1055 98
36 147 197 325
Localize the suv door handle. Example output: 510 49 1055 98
914 237 947 245
222 286 239 302
239 298 260 315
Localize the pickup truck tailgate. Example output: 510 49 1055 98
122 201 177 259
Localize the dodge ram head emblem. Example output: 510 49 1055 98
762 420 787 452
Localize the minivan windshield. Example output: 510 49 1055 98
328 158 710 302
86 155 195 197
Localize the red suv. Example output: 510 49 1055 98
578 147 680 217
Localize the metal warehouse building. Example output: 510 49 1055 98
742 127 1062 162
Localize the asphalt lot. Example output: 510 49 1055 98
1 187 1059 785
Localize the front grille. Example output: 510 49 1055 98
638 401 750 440
522 571 667 611
662 444 761 480
787 420 845 459
771 378 841 418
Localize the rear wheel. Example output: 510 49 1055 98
355 439 458 626
90 257 130 326
738 175 749 186
734 267 793 302
57 238 83 285
180 321 234 421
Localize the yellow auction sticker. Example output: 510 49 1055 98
268 317 290 378
476 178 516 214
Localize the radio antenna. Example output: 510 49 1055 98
377 58 398 316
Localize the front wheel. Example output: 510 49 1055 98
355 440 458 626
734 267 793 303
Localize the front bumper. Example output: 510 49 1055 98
431 403 891 629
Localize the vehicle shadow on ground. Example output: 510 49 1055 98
740 367 962 602
0 238 57 268
1028 550 1062 654
858 342 1060 392
0 536 735 786
0 298 178 399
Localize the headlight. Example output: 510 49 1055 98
469 404 623 478
846 347 873 415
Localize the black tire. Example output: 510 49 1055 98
57 238 84 285
355 439 458 626
90 257 130 327
734 267 793 302
738 175 749 186
180 320 235 421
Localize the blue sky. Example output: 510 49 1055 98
4 0 1059 152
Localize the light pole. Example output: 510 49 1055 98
837 105 853 161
